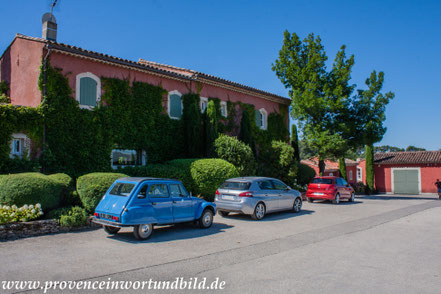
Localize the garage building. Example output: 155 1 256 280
374 151 441 194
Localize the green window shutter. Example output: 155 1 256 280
255 110 261 127
170 94 182 118
80 77 97 106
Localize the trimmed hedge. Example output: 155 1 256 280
77 172 127 213
47 173 75 206
120 158 239 201
59 206 88 227
214 134 256 176
0 173 68 211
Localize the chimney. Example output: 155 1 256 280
42 12 57 41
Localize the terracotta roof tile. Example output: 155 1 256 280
374 151 441 164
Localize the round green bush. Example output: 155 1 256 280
47 173 74 205
214 134 257 176
297 163 316 186
59 206 88 227
77 172 127 213
0 173 66 211
46 206 72 220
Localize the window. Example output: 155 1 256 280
149 184 169 198
357 167 362 182
254 108 267 130
9 133 30 159
168 90 182 119
200 97 208 113
137 184 148 199
329 172 334 176
271 180 288 190
220 181 251 190
220 101 227 117
109 183 135 197
76 72 100 109
170 184 188 197
341 178 348 186
258 180 274 190
312 178 333 184
349 170 353 181
111 149 146 169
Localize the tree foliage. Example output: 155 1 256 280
290 124 300 161
204 100 218 157
239 110 255 153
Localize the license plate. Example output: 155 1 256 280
222 195 235 200
313 192 324 196
101 213 113 220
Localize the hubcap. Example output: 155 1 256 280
139 224 151 238
351 193 354 201
336 194 340 203
203 211 212 226
294 199 302 211
256 204 265 219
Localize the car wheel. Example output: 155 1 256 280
307 198 314 203
103 226 120 235
199 209 214 229
348 192 355 202
332 193 340 204
133 224 153 240
218 211 230 217
252 202 266 220
293 197 302 213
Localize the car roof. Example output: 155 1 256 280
117 177 181 184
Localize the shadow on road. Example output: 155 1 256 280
106 222 233 244
221 209 315 222
307 200 364 206
357 195 438 201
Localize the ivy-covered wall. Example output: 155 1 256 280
0 62 289 177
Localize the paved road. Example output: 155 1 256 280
1 195 441 293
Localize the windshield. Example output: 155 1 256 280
220 181 251 190
312 178 333 185
109 183 135 197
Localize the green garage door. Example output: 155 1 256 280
393 169 419 194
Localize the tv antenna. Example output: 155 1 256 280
50 0 58 14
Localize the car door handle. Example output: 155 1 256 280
172 200 177 203
151 202 157 205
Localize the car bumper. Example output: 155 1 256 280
306 192 336 200
214 198 256 215
92 217 128 228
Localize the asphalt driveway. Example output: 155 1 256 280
1 194 440 293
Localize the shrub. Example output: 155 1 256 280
77 172 127 213
258 141 298 186
59 206 88 227
214 134 256 176
0 173 65 211
185 158 239 201
296 163 316 186
0 203 43 224
46 206 72 220
350 182 368 195
0 158 40 174
47 173 75 205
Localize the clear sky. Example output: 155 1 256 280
1 0 440 150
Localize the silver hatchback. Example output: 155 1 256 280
214 177 302 220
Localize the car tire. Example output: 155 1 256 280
307 198 314 203
103 226 120 235
251 202 266 220
332 193 340 205
133 224 153 240
348 192 355 202
199 209 214 229
218 211 230 217
293 197 302 213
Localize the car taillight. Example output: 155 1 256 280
215 190 220 195
327 185 336 191
239 191 253 197
94 212 99 218
112 216 119 221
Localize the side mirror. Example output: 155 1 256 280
137 193 146 199
285 187 292 191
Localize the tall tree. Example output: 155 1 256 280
352 71 394 191
290 124 300 161
182 93 202 158
272 31 355 174
204 100 218 157
239 110 255 154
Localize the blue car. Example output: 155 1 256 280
92 177 216 240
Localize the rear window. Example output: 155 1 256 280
312 178 333 185
220 181 251 190
109 183 135 197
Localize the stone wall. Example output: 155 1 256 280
0 217 100 240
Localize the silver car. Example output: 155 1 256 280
214 177 302 220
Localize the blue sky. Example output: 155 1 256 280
1 0 440 150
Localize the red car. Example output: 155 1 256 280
306 176 355 204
